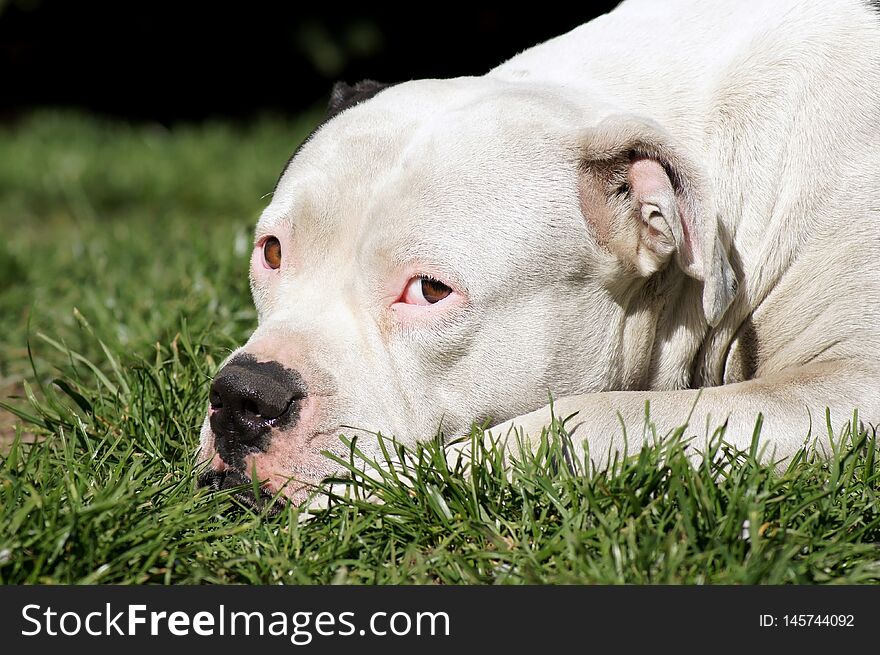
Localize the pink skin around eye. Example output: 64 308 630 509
250 238 279 283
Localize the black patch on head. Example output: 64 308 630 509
326 79 395 121
208 353 306 470
275 79 396 187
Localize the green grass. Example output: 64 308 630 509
1 111 879 584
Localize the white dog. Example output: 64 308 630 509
198 0 880 508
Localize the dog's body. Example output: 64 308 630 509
199 0 880 506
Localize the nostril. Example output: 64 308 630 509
209 389 223 409
241 398 261 418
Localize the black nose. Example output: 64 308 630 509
209 354 306 468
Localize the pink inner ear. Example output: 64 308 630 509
628 156 700 269
628 157 673 203
579 172 614 247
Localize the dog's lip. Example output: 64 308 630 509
197 468 286 516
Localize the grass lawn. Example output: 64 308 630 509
1 111 878 584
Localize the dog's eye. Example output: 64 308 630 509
402 276 452 305
262 237 282 269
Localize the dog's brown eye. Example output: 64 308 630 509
263 237 282 269
401 275 453 306
421 277 452 304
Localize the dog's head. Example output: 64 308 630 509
197 77 736 507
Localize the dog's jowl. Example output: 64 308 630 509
198 0 880 507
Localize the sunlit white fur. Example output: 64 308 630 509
199 0 880 502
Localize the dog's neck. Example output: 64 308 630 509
608 268 708 392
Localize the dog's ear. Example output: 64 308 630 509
326 80 395 120
579 116 737 327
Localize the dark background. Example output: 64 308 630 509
0 0 621 124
